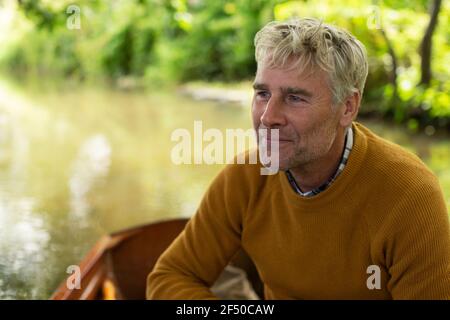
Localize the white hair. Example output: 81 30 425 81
254 18 369 105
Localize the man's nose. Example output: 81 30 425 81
260 97 286 127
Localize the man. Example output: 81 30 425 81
147 18 450 299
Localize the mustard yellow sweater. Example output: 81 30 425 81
147 122 450 299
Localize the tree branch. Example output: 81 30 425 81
419 0 442 86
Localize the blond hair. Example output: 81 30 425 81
254 18 369 104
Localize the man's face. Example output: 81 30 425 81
251 60 344 171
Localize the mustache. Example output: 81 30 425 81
256 125 294 141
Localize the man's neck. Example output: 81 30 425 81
288 129 347 193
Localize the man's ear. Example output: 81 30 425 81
340 90 360 127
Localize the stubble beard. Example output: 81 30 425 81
282 118 340 171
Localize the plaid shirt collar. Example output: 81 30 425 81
285 127 354 197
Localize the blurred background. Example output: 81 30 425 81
0 0 448 299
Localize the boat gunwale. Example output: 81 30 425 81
50 217 189 300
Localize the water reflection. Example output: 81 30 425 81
0 101 50 299
69 134 111 220
0 76 448 299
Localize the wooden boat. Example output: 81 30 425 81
50 218 263 300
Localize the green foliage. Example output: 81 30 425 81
158 0 272 82
101 19 156 77
102 25 135 77
1 0 449 128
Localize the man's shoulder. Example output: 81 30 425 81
355 123 445 227
356 123 439 189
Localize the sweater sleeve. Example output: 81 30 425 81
146 164 247 299
384 176 450 299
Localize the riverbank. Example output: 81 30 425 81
177 81 448 137
177 81 253 108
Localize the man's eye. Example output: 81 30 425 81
287 95 306 103
256 91 270 99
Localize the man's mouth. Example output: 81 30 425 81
266 137 292 143
267 139 292 146
258 127 292 143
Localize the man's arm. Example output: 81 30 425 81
146 164 248 299
383 177 450 299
